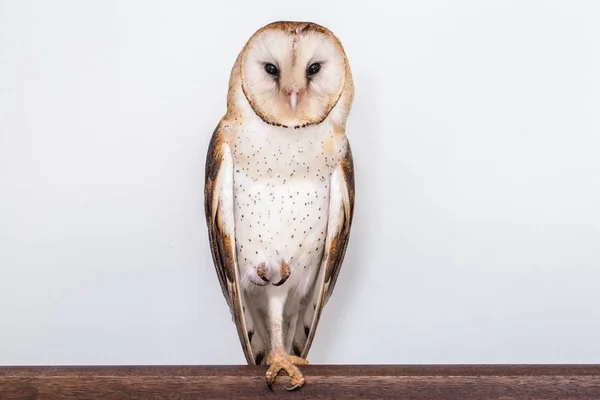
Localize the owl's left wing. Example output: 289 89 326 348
204 123 254 364
295 140 355 358
321 142 355 302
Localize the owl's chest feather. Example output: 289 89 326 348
230 123 345 287
231 122 344 182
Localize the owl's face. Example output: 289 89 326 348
240 22 348 128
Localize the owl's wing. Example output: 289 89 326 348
294 140 355 358
321 141 355 303
204 123 254 364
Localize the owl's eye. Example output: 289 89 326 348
264 63 279 76
307 62 321 77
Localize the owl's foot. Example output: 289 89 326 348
248 260 292 287
264 348 308 391
256 262 270 283
272 261 291 286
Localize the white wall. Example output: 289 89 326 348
1 0 599 366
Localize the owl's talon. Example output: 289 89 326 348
264 348 307 391
265 369 276 391
272 277 287 286
284 374 305 391
284 383 303 391
272 278 286 286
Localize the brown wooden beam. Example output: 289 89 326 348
1 365 600 399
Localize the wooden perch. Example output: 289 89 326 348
1 365 599 399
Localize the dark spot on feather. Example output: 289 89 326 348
248 330 254 342
304 325 310 337
293 343 302 357
255 351 265 365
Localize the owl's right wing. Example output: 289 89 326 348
204 123 255 364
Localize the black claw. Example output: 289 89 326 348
272 276 289 286
284 383 303 392
266 380 274 391
260 275 270 283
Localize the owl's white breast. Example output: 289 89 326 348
230 114 346 297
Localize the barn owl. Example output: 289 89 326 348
204 21 354 391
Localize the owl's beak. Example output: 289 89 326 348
283 89 304 113
289 91 298 113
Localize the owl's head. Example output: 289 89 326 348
236 21 351 128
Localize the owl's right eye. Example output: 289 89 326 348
264 63 279 76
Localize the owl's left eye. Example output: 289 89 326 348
264 63 279 76
307 63 321 77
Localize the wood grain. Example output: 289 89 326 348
1 365 599 399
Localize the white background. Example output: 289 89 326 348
1 0 599 365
